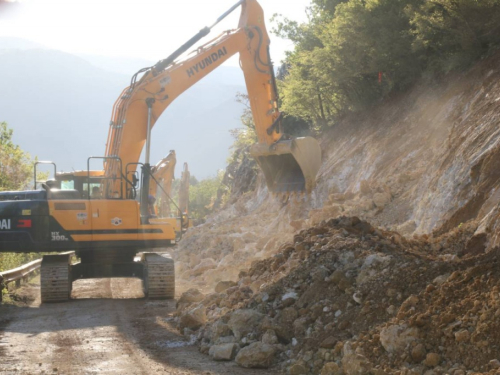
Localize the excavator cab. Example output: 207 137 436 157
250 137 321 193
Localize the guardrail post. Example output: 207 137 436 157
0 276 4 303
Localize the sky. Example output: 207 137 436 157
0 0 310 66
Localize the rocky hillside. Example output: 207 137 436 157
170 51 500 374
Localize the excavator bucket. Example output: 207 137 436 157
250 137 321 193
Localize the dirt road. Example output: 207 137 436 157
0 278 277 375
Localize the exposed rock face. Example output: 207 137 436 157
234 342 276 368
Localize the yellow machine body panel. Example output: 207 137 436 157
89 200 139 242
49 200 92 242
48 199 176 244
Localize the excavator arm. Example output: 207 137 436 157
150 151 176 217
104 0 320 199
178 162 190 218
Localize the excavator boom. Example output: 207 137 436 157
104 0 321 195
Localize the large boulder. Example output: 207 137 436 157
210 320 233 342
227 309 264 340
176 288 205 308
208 343 238 361
235 342 276 368
179 305 206 331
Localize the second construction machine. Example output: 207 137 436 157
0 0 321 302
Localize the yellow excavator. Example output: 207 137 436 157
149 151 192 237
0 0 320 302
150 151 176 218
177 162 192 231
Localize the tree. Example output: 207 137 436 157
410 0 500 73
273 0 500 129
188 173 222 220
0 122 34 191
0 122 44 275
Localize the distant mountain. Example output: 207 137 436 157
0 39 246 179
0 37 46 50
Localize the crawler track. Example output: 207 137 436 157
40 253 73 303
143 253 175 298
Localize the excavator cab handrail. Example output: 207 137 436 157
33 161 57 190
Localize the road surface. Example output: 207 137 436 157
0 278 277 375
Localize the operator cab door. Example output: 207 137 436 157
88 181 139 243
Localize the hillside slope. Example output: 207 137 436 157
171 52 500 374
175 52 500 287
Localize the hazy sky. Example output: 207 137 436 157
0 0 310 65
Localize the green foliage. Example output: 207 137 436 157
274 0 500 130
188 173 223 220
0 122 34 191
0 253 42 273
410 0 500 73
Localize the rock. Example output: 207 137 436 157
176 288 205 307
282 291 298 307
423 353 440 367
321 362 342 375
329 270 345 284
227 309 264 340
396 220 417 235
289 363 308 375
215 280 237 293
208 343 238 361
352 292 362 304
454 329 470 342
379 324 419 353
234 342 276 368
179 305 206 331
210 321 232 342
411 343 427 362
433 274 450 285
191 258 217 276
320 336 337 349
489 359 500 369
216 335 237 344
342 342 372 375
281 307 299 324
373 192 391 208
261 329 279 345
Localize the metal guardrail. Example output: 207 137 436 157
0 252 74 302
0 259 42 302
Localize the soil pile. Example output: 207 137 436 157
174 216 500 374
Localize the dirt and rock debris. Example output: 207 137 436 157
164 51 500 375
174 217 500 374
